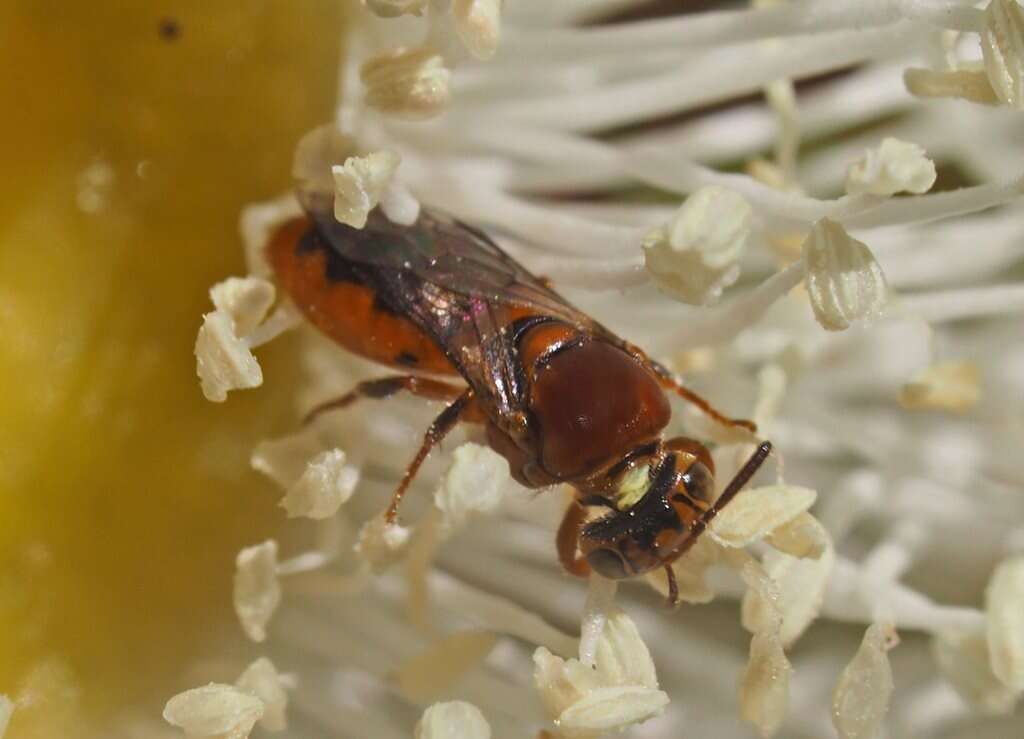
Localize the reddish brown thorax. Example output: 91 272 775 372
487 320 670 489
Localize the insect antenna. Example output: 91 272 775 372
705 441 773 520
663 441 773 568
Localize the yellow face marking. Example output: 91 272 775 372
615 464 651 510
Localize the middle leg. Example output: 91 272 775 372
384 389 477 524
557 500 592 578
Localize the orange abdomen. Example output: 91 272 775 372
266 217 457 375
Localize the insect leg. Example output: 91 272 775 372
556 500 592 578
303 375 466 426
664 565 679 607
649 361 758 433
383 390 475 524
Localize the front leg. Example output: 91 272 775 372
556 500 592 578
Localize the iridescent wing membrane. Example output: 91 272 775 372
300 191 579 316
299 191 601 418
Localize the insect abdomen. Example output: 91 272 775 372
266 217 457 375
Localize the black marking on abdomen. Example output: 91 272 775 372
298 222 406 317
395 351 419 367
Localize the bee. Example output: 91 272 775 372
267 190 771 603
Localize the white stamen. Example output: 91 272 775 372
236 658 289 732
239 194 302 279
363 0 427 19
433 573 577 657
845 138 937 196
534 608 668 737
763 74 800 184
802 218 888 332
354 513 412 573
251 429 325 490
414 701 491 739
195 310 263 402
280 449 359 520
738 560 791 739
453 0 502 60
361 46 451 119
903 67 1000 105
292 123 357 194
832 622 897 739
557 686 670 734
332 150 402 229
743 528 836 647
194 276 297 401
433 443 511 532
501 2 983 61
0 696 11 739
393 631 499 704
405 509 442 631
710 485 817 549
209 277 276 338
899 360 981 413
579 575 618 668
642 186 751 306
590 608 660 691
485 25 916 131
234 540 282 643
379 181 422 225
244 303 302 349
982 0 1024 108
753 363 787 433
163 684 264 739
900 284 1024 323
766 512 828 560
986 555 1024 690
674 260 804 347
933 628 1021 715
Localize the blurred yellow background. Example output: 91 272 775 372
0 2 343 734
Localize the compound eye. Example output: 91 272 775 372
680 461 714 505
585 547 629 579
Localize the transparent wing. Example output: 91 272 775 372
299 190 594 329
298 192 614 420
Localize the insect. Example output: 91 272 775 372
266 189 771 603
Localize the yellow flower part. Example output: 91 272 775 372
0 2 344 735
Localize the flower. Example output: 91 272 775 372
181 2 1024 738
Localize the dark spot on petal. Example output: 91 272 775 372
158 17 181 41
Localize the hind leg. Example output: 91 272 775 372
303 375 466 426
304 376 479 524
